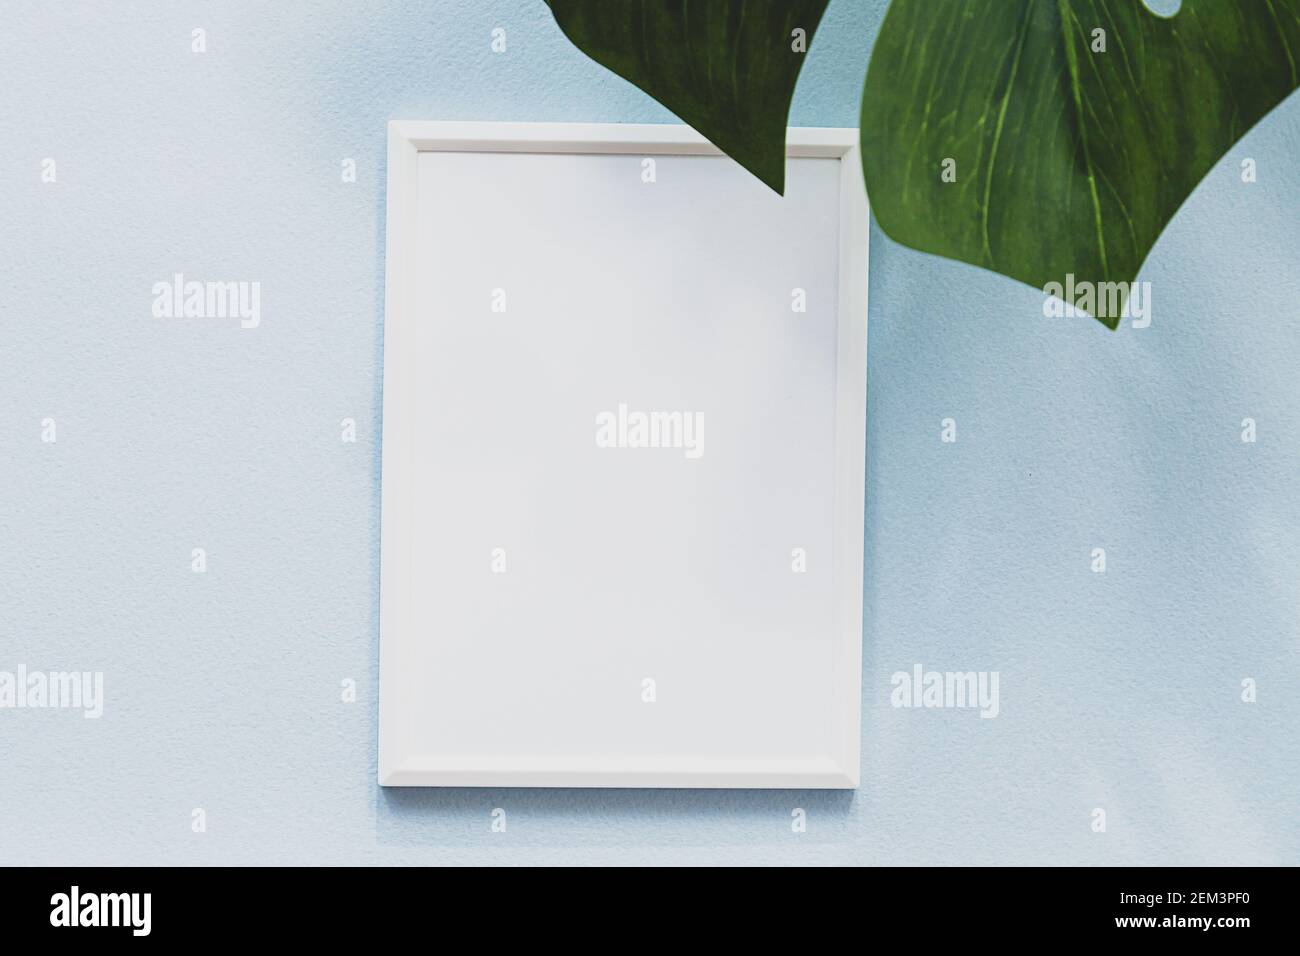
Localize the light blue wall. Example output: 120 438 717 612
2 0 1296 865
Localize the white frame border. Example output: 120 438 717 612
380 121 868 788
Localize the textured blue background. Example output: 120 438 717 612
2 0 1297 864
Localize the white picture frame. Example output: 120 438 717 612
380 121 868 788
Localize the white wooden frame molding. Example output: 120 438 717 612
380 121 868 788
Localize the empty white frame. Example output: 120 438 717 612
380 121 867 788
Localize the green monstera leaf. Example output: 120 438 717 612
544 0 831 194
861 0 1300 327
